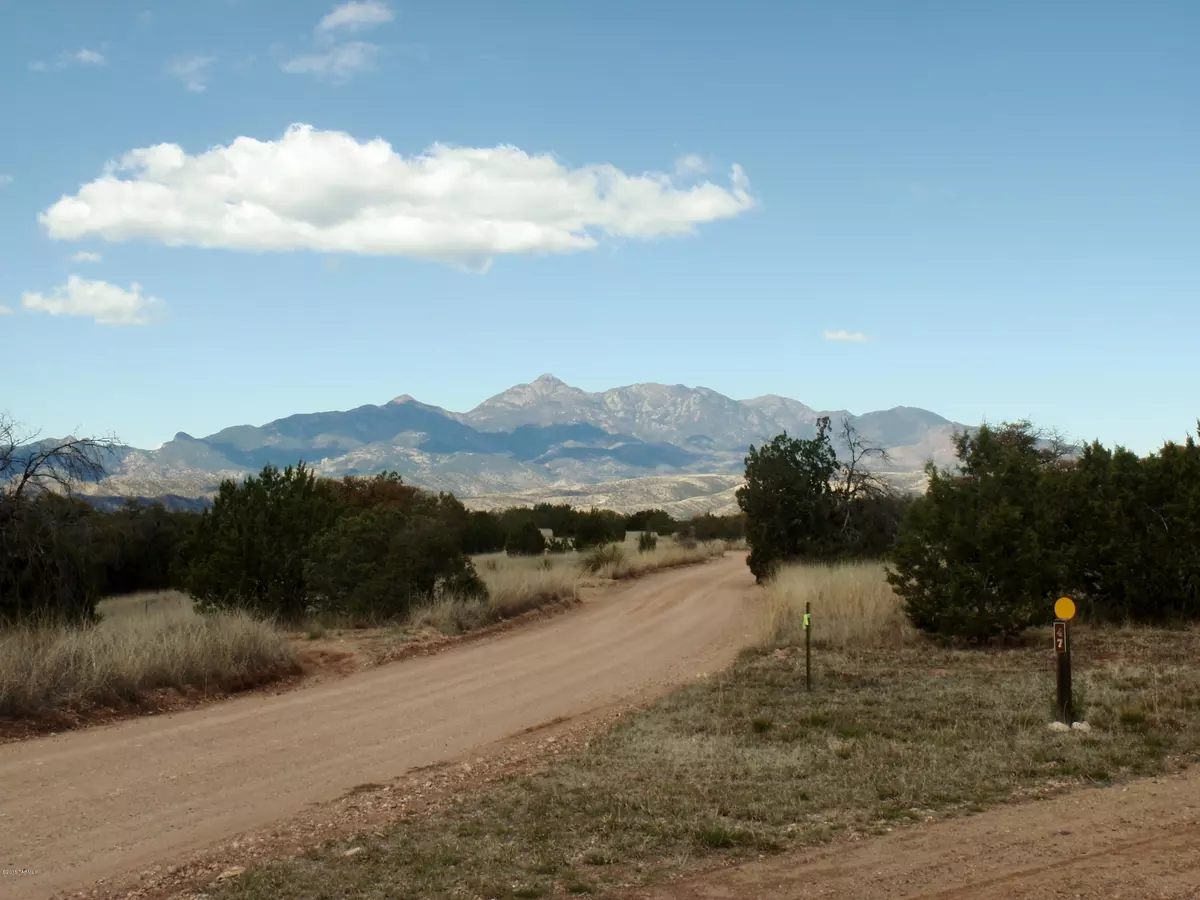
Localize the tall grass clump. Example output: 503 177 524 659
0 600 298 720
407 559 581 635
762 561 914 650
583 541 725 580
581 543 626 575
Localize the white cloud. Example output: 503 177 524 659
318 1 393 32
0 174 12 186
674 154 709 177
0 305 12 315
39 124 756 269
167 55 216 93
70 251 102 263
21 276 163 325
823 330 873 343
282 41 377 80
30 48 107 72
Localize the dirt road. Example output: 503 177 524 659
634 768 1200 900
0 556 757 900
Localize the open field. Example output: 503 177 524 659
203 563 1200 900
0 555 755 900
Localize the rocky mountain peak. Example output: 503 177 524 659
84 376 963 512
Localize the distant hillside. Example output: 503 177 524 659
74 375 962 515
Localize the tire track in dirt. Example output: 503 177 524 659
0 556 759 900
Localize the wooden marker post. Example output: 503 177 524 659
1054 596 1076 723
804 602 812 692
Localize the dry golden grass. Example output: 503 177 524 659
96 589 196 620
581 540 726 580
0 594 298 721
762 561 915 650
408 562 582 635
401 537 727 636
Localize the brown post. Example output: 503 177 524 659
1054 620 1073 722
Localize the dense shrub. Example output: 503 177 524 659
737 421 843 582
92 501 198 596
625 508 677 535
738 419 910 583
1059 436 1200 623
530 503 579 538
888 421 1200 638
462 510 506 554
182 463 341 621
637 531 658 553
690 512 746 542
572 509 626 550
0 495 101 623
505 519 547 556
887 423 1064 640
0 423 121 623
306 509 485 620
180 467 490 623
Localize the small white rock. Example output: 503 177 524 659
215 866 245 882
1071 721 1092 733
1047 721 1071 733
342 847 365 858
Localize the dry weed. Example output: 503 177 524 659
408 564 582 635
762 561 914 650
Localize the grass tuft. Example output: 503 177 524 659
582 541 725 580
408 563 581 635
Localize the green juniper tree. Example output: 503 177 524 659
737 418 841 582
887 422 1068 640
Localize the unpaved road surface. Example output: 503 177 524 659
1 557 757 899
635 768 1200 900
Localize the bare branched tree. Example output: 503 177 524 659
0 414 120 501
836 417 894 499
834 417 900 542
1 414 122 621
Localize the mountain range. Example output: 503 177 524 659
78 375 965 515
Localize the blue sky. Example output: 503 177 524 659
1 0 1196 453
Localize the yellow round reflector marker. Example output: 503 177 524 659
1054 596 1076 621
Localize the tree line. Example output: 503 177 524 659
14 407 1197 640
739 416 1200 639
1 416 745 625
